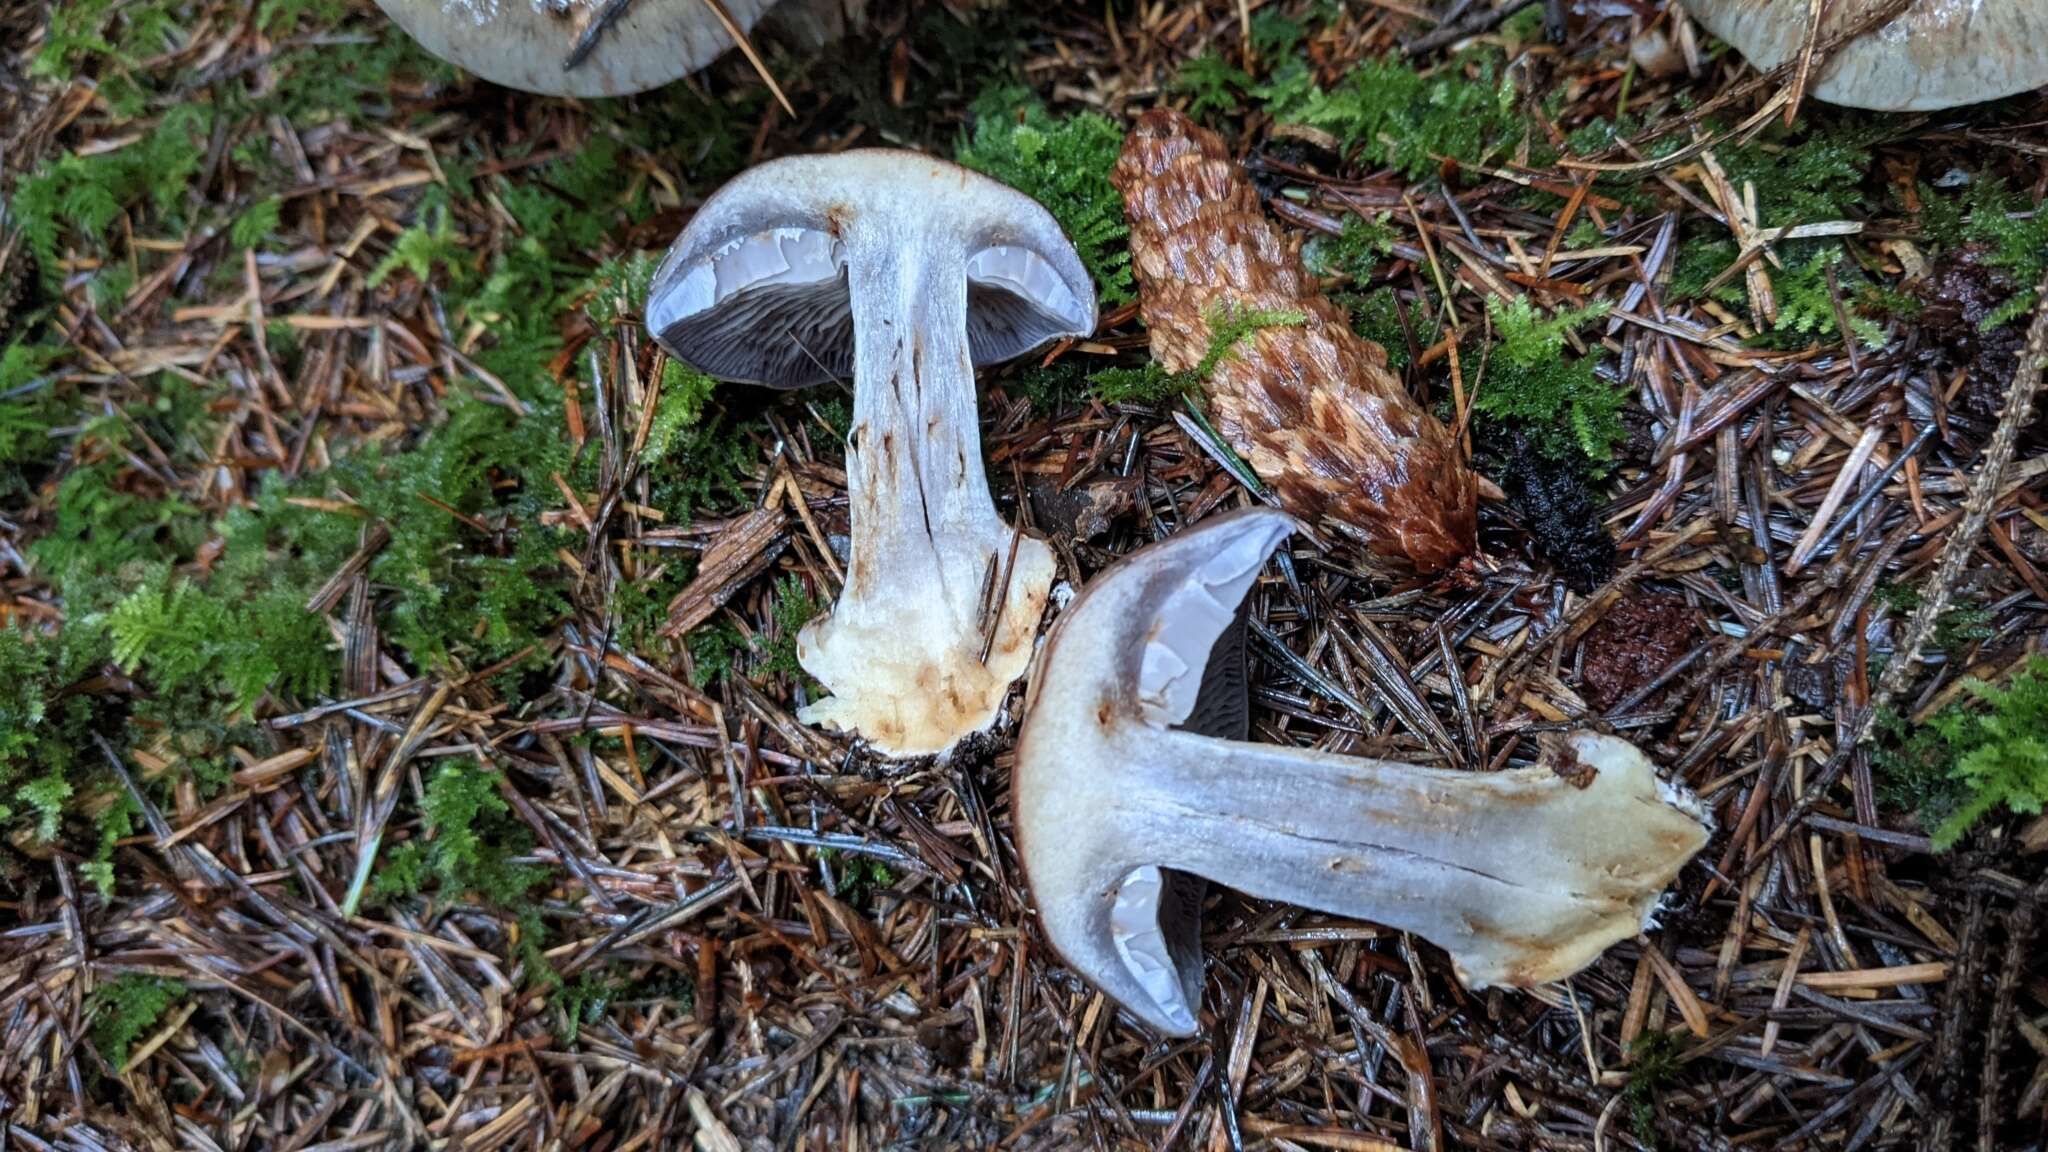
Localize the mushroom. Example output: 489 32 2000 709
1679 0 2048 110
372 0 781 97
1014 509 1710 1036
647 150 1096 757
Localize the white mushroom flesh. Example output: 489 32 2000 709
1014 509 1712 1036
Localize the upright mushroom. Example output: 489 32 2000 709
1014 509 1709 1036
1679 0 2048 110
647 150 1096 757
373 0 783 97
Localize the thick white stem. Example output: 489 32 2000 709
796 245 1054 756
1124 729 1707 989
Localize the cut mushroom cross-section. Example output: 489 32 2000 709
1013 509 1711 1036
648 150 1097 757
1680 0 2048 111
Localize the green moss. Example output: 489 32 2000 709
1920 178 2048 326
11 105 211 290
550 969 621 1043
1336 286 1434 372
229 197 284 250
1092 304 1309 406
1305 213 1398 283
369 205 469 291
1671 237 1883 350
1622 1030 1685 1148
81 792 139 897
89 975 186 1071
0 344 65 493
1172 54 1255 120
819 846 896 903
1876 656 2048 851
686 619 751 686
762 574 820 679
1260 52 1526 181
584 250 662 330
405 761 549 907
1875 584 1993 656
1471 296 1626 465
250 0 456 123
957 87 1135 307
1716 117 1881 226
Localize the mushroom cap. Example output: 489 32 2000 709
1680 0 2048 110
645 149 1098 388
372 0 779 98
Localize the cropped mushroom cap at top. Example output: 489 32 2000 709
646 150 1097 388
373 0 778 97
1680 0 2048 110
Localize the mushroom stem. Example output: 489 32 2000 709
1124 728 1704 990
797 252 1055 755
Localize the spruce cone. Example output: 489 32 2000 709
1111 108 1477 573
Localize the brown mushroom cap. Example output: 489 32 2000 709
373 0 779 97
1681 0 2048 110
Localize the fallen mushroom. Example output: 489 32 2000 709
1112 108 1477 574
647 150 1096 757
374 0 801 97
1679 0 2048 110
1014 508 1709 1036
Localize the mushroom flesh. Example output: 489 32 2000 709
373 0 781 97
648 150 1096 757
1014 509 1711 1036
1680 0 2048 111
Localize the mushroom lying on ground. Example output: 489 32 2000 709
1679 0 2048 110
374 0 788 97
1014 509 1710 1036
647 150 1095 757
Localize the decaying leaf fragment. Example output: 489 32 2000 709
1111 108 1477 573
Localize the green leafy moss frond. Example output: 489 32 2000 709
89 974 186 1070
1876 655 2048 850
957 87 1135 307
1471 295 1627 465
1260 53 1525 181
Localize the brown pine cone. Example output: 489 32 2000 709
1111 107 1477 574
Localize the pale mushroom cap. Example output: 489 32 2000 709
647 149 1097 388
1681 0 2048 110
373 0 779 97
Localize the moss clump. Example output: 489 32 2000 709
761 574 822 679
1920 178 2048 327
1717 118 1882 225
10 106 210 292
1259 52 1526 181
89 974 186 1071
1088 305 1307 406
1875 656 2048 851
956 87 1135 307
1472 296 1625 466
1172 54 1256 120
1305 213 1398 284
1622 1030 1685 1148
372 761 546 907
1874 584 1993 656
